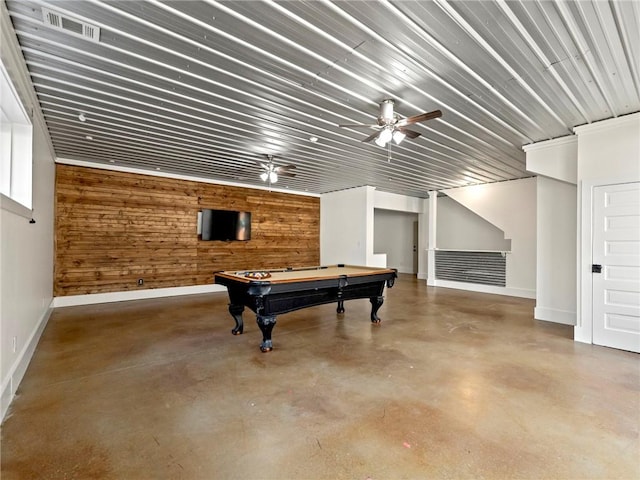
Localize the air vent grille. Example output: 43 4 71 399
42 8 100 43
435 250 506 287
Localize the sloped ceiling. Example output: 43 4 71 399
5 0 640 197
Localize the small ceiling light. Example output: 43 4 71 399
309 136 318 143
392 130 406 145
375 127 393 147
78 113 86 122
85 135 93 140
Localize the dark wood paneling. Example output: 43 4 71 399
55 165 320 296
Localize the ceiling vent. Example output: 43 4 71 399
42 8 100 43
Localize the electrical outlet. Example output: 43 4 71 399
137 278 144 286
12 336 17 353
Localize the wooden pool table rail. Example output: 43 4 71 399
215 264 396 284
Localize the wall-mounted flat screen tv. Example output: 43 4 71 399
199 209 251 241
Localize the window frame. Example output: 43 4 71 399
0 59 33 215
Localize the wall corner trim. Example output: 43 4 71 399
573 112 640 136
522 134 577 153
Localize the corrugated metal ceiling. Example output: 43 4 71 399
5 0 639 197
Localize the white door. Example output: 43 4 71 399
592 182 640 353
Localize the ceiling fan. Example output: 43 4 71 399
339 99 442 147
256 155 296 185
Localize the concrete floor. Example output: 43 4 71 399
1 275 639 479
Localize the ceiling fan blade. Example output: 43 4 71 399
362 130 381 143
396 109 442 127
397 127 421 139
275 164 296 171
256 161 270 169
339 123 380 129
278 171 296 178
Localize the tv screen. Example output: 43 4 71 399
200 209 251 241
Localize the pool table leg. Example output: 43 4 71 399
229 304 245 335
256 315 277 352
336 300 345 314
370 296 384 324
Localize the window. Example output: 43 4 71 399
1 60 33 211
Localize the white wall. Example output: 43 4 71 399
374 209 418 274
576 114 640 182
436 196 511 251
322 182 535 297
524 135 578 325
1 1 56 419
374 190 427 275
524 135 578 184
373 191 423 213
441 178 537 297
535 177 577 324
575 113 640 344
320 186 370 265
321 187 426 270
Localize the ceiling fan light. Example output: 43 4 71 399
374 136 388 147
392 130 406 144
260 171 269 182
375 127 393 147
269 171 278 183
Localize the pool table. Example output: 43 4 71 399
214 264 397 352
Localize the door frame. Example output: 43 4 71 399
576 176 640 344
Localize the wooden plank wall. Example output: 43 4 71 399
55 164 320 296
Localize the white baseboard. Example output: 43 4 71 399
1 306 53 420
428 279 536 299
52 284 227 308
534 306 576 325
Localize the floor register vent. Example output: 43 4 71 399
42 8 100 43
